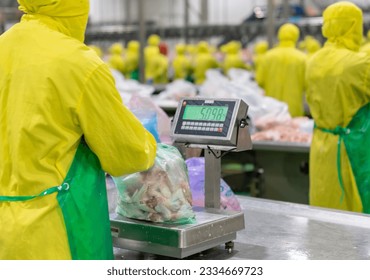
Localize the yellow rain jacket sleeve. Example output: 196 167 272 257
306 1 370 212
0 0 156 260
256 23 307 117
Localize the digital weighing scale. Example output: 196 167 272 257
110 97 252 258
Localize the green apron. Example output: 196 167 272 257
0 140 114 259
316 103 370 213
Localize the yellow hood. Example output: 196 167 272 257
322 1 363 51
278 23 300 43
17 0 89 42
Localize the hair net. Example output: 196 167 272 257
322 1 363 51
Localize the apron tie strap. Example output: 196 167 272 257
0 183 70 202
314 124 350 203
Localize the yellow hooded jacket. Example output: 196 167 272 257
172 44 191 80
306 1 370 212
223 41 247 75
256 23 307 117
124 40 140 78
193 41 219 85
253 40 268 71
0 0 156 259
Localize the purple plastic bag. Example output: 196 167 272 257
185 157 241 211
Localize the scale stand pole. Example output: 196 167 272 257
204 149 221 209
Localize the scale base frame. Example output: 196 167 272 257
110 207 245 259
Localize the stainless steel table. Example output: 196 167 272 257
113 196 370 260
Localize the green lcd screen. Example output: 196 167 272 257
183 105 228 122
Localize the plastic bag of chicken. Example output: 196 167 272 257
113 144 195 224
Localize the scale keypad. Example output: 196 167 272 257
181 121 224 132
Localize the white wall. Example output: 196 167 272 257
89 0 370 26
89 0 266 26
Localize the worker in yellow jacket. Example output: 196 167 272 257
172 43 192 80
144 34 169 84
107 42 125 75
256 23 307 117
252 40 268 72
303 35 321 59
223 41 248 75
0 0 156 260
124 40 140 80
193 41 219 85
306 1 370 213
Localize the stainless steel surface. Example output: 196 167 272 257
205 150 221 209
114 196 370 260
252 140 310 153
111 207 245 259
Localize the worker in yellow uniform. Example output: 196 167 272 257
252 40 268 72
305 36 321 58
256 23 307 117
193 41 219 85
124 40 140 80
306 1 370 213
0 0 156 260
223 41 248 76
300 35 321 59
107 42 125 75
172 43 192 80
144 34 168 84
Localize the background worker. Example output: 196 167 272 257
172 43 192 81
256 23 307 117
0 0 156 260
252 40 268 72
306 1 370 213
193 41 219 85
144 34 169 84
107 42 126 76
124 40 140 80
222 41 249 76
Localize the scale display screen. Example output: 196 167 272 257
173 99 236 139
183 105 228 122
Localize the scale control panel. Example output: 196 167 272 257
171 98 252 151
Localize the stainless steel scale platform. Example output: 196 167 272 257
110 98 252 258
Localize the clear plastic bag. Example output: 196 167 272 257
113 144 195 224
185 157 241 211
127 94 172 144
